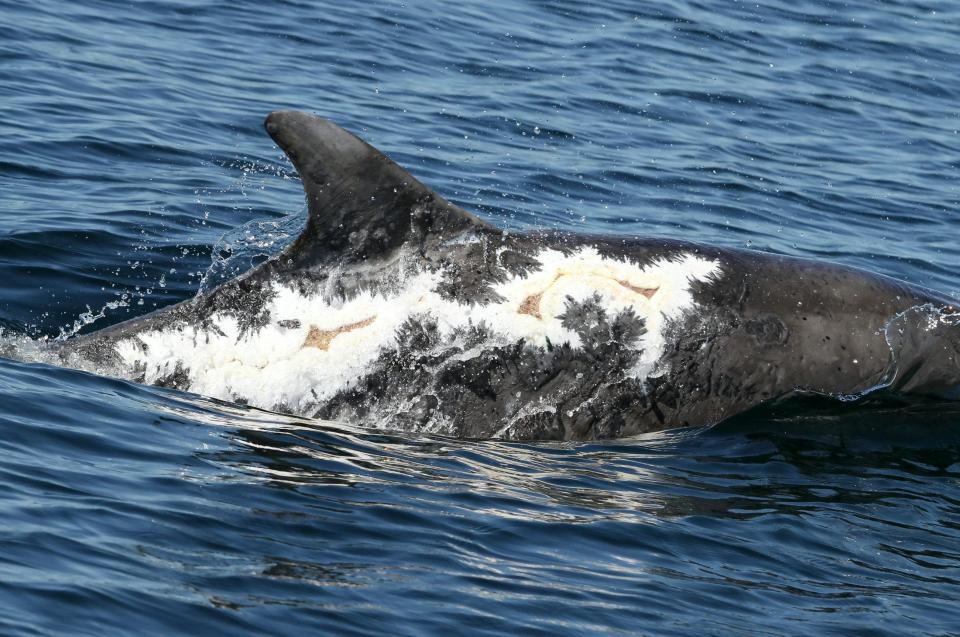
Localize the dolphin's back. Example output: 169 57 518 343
53 112 960 440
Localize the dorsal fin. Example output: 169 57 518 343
264 111 496 266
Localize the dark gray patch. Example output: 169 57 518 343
745 313 789 346
498 248 542 277
432 237 510 304
315 294 660 440
194 278 276 336
155 363 191 390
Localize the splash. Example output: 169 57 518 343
881 304 960 399
197 209 304 294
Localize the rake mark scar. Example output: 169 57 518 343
303 316 376 350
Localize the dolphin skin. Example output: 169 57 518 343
53 111 960 441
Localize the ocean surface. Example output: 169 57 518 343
1 0 960 634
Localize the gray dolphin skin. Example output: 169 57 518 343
55 110 960 441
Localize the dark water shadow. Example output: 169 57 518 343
710 390 960 452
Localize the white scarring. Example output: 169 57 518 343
113 247 721 414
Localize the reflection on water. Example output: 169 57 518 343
175 396 958 634
0 356 959 634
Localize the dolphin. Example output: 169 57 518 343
51 110 960 440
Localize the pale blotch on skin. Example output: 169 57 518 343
516 272 659 322
111 247 721 414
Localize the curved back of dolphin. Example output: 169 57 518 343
56 111 960 440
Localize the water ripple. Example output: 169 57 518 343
2 0 960 634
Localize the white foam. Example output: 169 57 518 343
110 247 721 413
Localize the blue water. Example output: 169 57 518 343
2 0 960 634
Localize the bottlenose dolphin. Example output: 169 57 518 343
52 110 960 440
